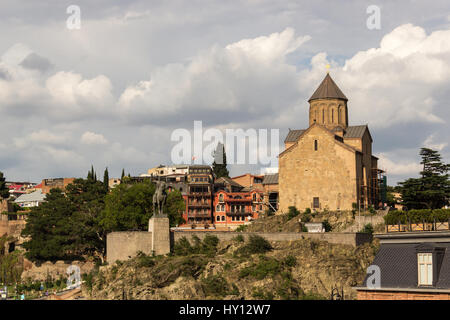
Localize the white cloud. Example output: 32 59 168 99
378 153 422 176
118 28 310 123
423 134 448 151
81 131 108 145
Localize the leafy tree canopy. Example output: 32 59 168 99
99 180 156 233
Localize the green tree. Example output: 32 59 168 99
121 168 125 180
0 171 9 199
103 167 109 192
21 189 80 261
399 148 450 209
99 180 156 233
21 177 108 262
212 142 229 178
164 189 186 227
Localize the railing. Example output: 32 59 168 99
188 212 212 218
386 220 450 233
188 202 211 207
226 211 251 216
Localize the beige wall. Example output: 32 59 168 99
172 231 372 247
106 232 153 263
279 125 358 212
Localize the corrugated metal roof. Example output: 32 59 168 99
284 129 305 142
14 189 45 203
263 173 278 185
344 125 368 138
308 73 348 102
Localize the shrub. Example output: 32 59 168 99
173 237 194 256
361 223 374 234
136 251 155 268
304 208 311 215
322 219 332 232
173 235 219 256
200 235 219 256
239 256 281 280
283 255 297 267
201 274 231 298
235 225 248 232
384 209 450 225
237 235 272 256
233 234 244 243
287 206 300 220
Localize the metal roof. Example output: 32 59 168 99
284 129 305 142
308 73 348 102
361 239 450 290
343 125 368 138
14 189 45 203
262 173 278 185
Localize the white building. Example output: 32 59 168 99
14 189 45 208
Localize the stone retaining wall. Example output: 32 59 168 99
172 231 372 247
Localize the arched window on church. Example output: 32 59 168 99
332 109 334 123
322 109 325 123
338 106 341 124
314 140 318 151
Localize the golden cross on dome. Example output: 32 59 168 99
325 64 331 73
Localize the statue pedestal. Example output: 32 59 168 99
148 215 170 256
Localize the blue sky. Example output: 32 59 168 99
0 0 449 185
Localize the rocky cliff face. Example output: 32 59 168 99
85 237 378 300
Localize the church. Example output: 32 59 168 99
278 73 382 212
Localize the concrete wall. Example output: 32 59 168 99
172 231 372 247
106 232 153 263
21 260 95 282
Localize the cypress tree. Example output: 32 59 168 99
212 142 229 178
0 171 9 199
103 167 109 191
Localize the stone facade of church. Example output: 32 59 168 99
278 73 381 213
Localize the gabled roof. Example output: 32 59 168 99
262 173 278 185
14 189 45 203
279 123 361 158
308 73 348 102
344 125 369 139
284 129 306 143
215 176 242 188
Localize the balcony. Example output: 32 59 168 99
188 202 211 207
188 212 212 218
226 211 251 216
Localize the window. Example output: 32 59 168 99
313 197 320 209
221 216 225 221
418 253 433 286
216 216 220 221
219 194 224 202
314 140 318 151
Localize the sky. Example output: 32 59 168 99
0 0 449 185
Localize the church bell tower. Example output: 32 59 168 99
308 73 349 130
